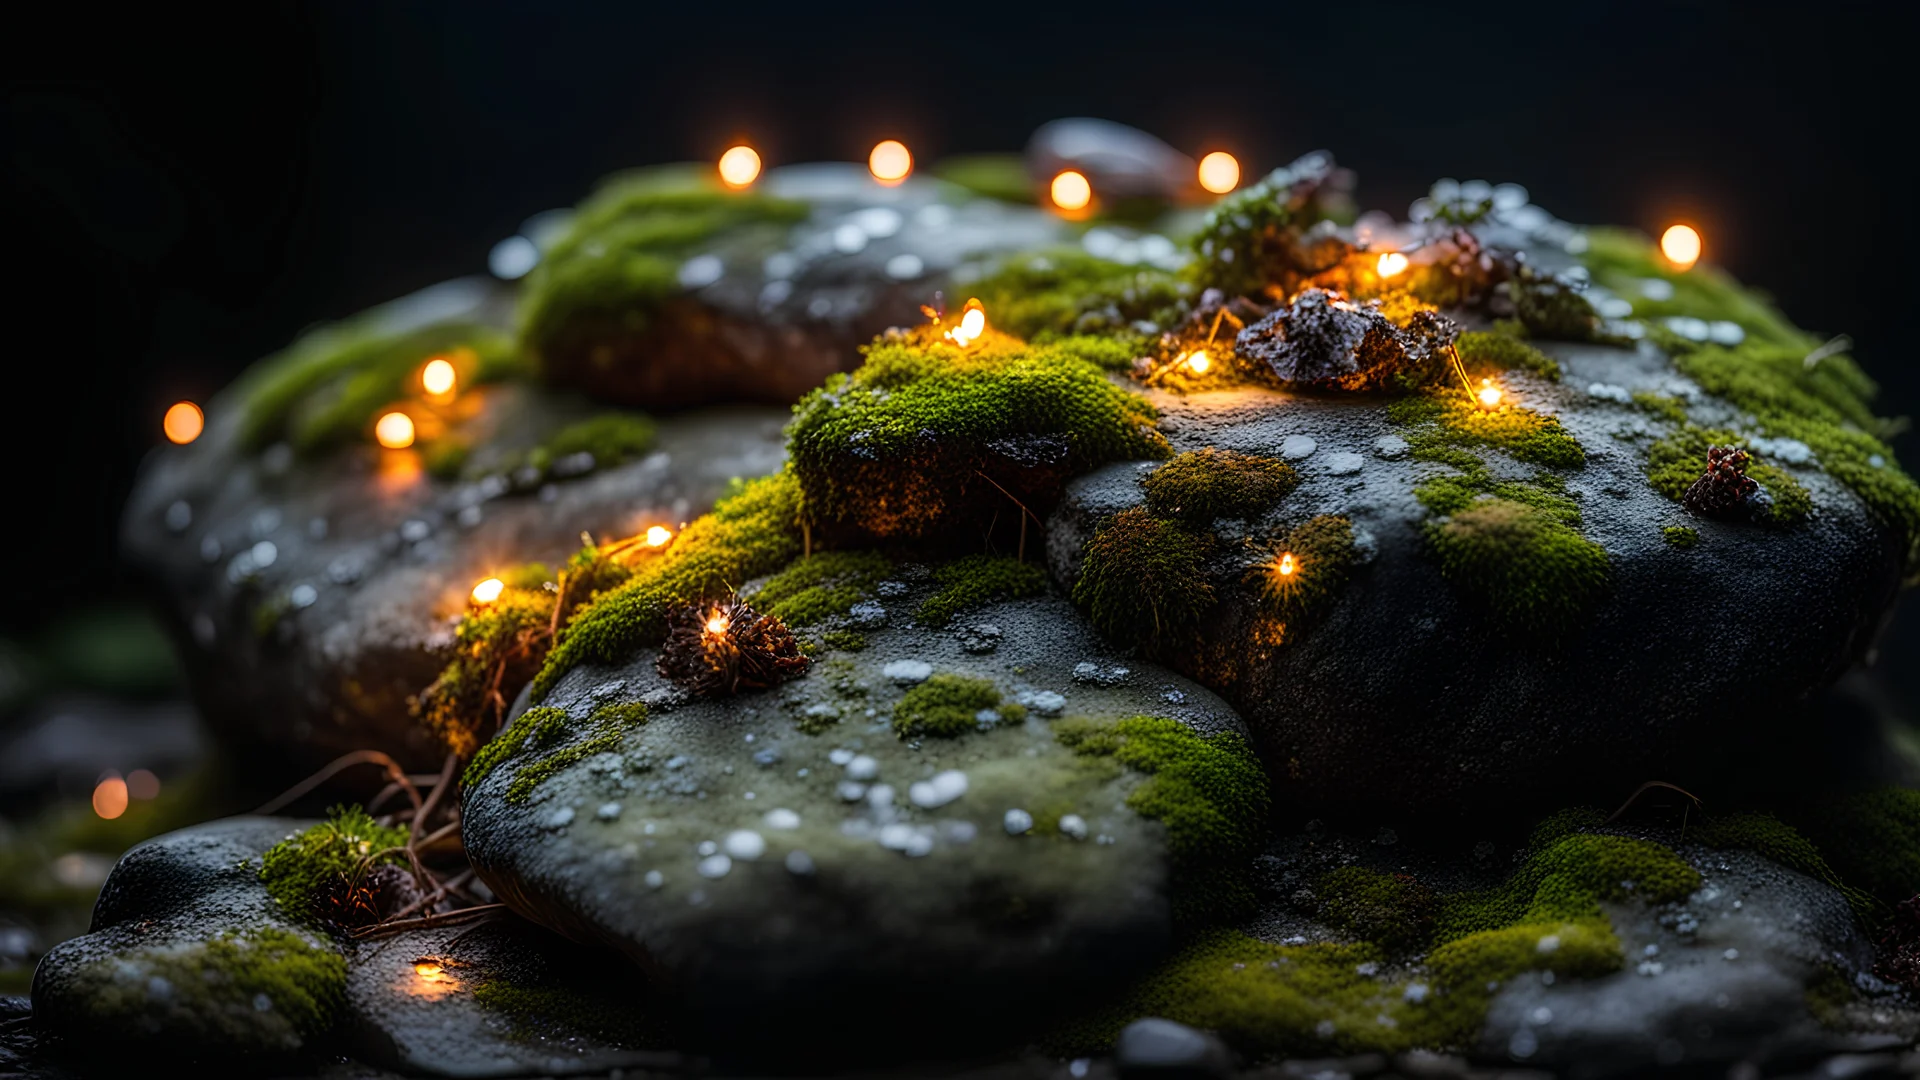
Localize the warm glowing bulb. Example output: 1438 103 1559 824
127 769 161 800
645 525 673 547
1477 378 1503 408
705 612 730 635
93 775 129 820
1277 552 1297 577
1197 152 1240 195
1376 252 1410 279
1185 350 1211 374
421 358 457 397
163 401 204 445
869 140 912 185
944 299 988 348
1050 170 1092 212
414 961 445 981
375 411 416 449
718 145 761 189
1660 224 1701 270
471 577 504 604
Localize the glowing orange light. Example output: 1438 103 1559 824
1197 152 1240 195
1660 224 1701 271
718 145 762 189
869 140 913 185
92 775 129 820
944 298 988 348
1477 378 1503 408
421 357 457 397
471 577 505 605
375 411 416 449
1050 170 1092 212
1376 252 1410 279
646 525 673 547
1277 552 1297 577
705 611 731 635
1185 350 1212 374
414 961 445 981
163 401 204 445
127 769 161 800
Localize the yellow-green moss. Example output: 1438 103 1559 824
820 629 867 652
1259 514 1358 630
1143 448 1299 523
1630 391 1688 425
1390 394 1586 470
1506 269 1603 342
964 249 1192 339
1072 508 1214 647
1455 328 1560 382
1662 525 1699 548
1314 867 1437 955
518 164 807 375
750 550 893 628
258 806 410 926
1781 788 1920 912
540 412 658 466
917 555 1048 626
463 702 646 804
931 153 1033 204
892 674 1018 739
533 471 804 697
788 329 1170 542
1190 162 1349 298
1645 425 1812 525
1580 228 1809 349
1428 499 1609 638
71 926 346 1048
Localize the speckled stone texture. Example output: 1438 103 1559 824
1048 339 1905 812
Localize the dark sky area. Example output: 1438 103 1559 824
4 0 1914 635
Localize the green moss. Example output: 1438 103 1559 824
1454 329 1560 381
1414 469 1580 528
1436 831 1699 940
73 926 345 1049
1628 391 1688 425
232 320 522 454
918 555 1048 626
1072 508 1214 647
1036 332 1148 372
1055 715 1268 864
1314 867 1437 955
964 249 1192 339
540 412 657 467
750 550 892 627
534 470 804 697
1507 270 1603 342
258 806 410 926
931 153 1033 203
1662 525 1699 548
1428 499 1609 638
1692 811 1881 922
821 629 867 652
1644 425 1812 525
1580 228 1810 349
1189 162 1348 298
892 674 1002 739
1258 515 1358 631
463 701 647 804
788 329 1170 541
422 437 471 480
1390 394 1586 470
518 164 808 377
1782 788 1920 912
1143 448 1299 524
471 978 663 1048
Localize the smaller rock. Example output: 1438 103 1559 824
882 659 933 684
1372 434 1409 458
763 808 801 830
1059 814 1089 840
1025 691 1066 716
1281 435 1318 460
908 770 969 809
1324 451 1364 475
1115 1017 1233 1077
845 755 879 781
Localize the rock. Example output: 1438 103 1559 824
1026 118 1197 204
1115 1017 1233 1077
1234 289 1454 391
462 591 1264 1061
1048 334 1907 810
122 328 790 770
31 817 344 1059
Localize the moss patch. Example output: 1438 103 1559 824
1662 525 1699 548
1390 394 1586 470
1072 508 1214 647
892 675 1021 739
931 154 1033 204
1645 425 1812 525
1428 499 1609 638
917 555 1048 626
74 926 345 1049
1257 514 1358 631
964 249 1191 340
750 550 892 628
464 701 647 804
1454 328 1560 382
258 806 410 927
1314 867 1438 956
1189 161 1348 298
788 327 1170 543
1143 448 1299 524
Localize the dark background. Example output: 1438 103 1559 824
5 0 1914 641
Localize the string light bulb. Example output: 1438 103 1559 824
943 298 988 348
163 401 204 445
1197 152 1240 194
375 411 416 449
705 610 731 635
1660 224 1702 271
1376 252 1410 279
868 140 912 185
646 525 673 547
1185 350 1211 374
1050 170 1092 212
421 357 457 397
92 774 129 820
1477 378 1503 408
470 577 504 605
718 145 761 189
1276 552 1297 577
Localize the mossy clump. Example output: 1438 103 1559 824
258 806 410 927
1314 867 1438 955
821 629 867 652
1072 508 1214 647
1428 499 1610 637
1257 515 1358 630
1390 394 1586 470
787 328 1170 543
963 249 1192 340
1189 155 1351 298
464 701 646 804
917 555 1048 626
1142 448 1299 524
233 320 522 454
1630 391 1688 425
1645 425 1812 526
1506 269 1603 342
1454 327 1560 381
541 412 658 467
1054 715 1268 864
1662 525 1699 547
1782 788 1920 912
931 153 1033 204
533 471 804 697
750 550 893 628
892 674 1016 739
518 164 807 379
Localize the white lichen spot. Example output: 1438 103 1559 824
763 808 801 830
697 853 733 879
882 660 932 685
1536 934 1561 954
845 755 879 781
644 870 665 889
908 770 968 809
1004 808 1034 835
1058 814 1088 840
724 830 766 860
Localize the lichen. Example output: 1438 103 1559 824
787 327 1170 543
749 550 893 628
1427 499 1610 638
963 249 1192 340
1662 525 1699 548
891 675 1014 739
1390 394 1586 470
533 470 804 697
258 806 410 927
1453 327 1560 382
917 555 1048 626
1142 448 1299 524
517 164 808 380
1645 425 1812 526
1072 508 1214 647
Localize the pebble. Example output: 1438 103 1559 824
885 253 924 280
1026 691 1066 716
882 659 933 684
867 784 895 809
644 870 664 889
697 854 732 879
289 584 318 609
164 500 192 532
846 754 879 781
677 254 724 288
908 770 969 809
1281 434 1318 460
763 808 801 830
596 802 622 821
724 830 766 860
785 850 816 875
1323 451 1364 475
829 748 854 765
1372 434 1409 458
837 781 868 802
1059 814 1088 840
1004 808 1034 835
1115 1017 1223 1074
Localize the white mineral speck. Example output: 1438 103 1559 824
764 808 800 830
1587 382 1632 403
883 659 932 684
697 854 732 879
1373 434 1408 459
1638 960 1665 976
836 781 867 802
677 254 724 288
1640 277 1675 301
868 784 895 809
829 748 854 766
878 823 916 851
488 235 539 279
1324 451 1364 475
1027 691 1066 716
846 754 879 781
596 802 621 821
908 770 969 809
250 540 278 568
724 830 766 860
1723 948 1740 961
544 806 575 829
904 832 934 857
164 500 192 532
832 223 868 254
1004 809 1034 835
1536 934 1560 954
1281 434 1318 460
785 850 816 875
1403 983 1429 1003
644 870 665 889
885 253 925 280
696 840 717 857
1059 814 1088 840
289 584 317 609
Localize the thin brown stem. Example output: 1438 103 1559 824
255 750 420 817
1604 780 1703 825
409 754 459 848
348 904 505 939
